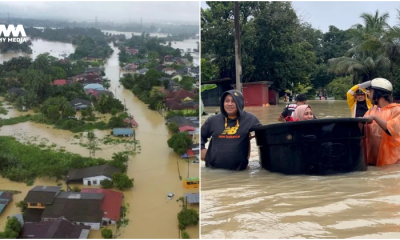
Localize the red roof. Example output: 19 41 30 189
179 126 195 132
81 188 123 221
165 55 173 58
163 68 175 72
186 149 195 157
52 79 67 86
165 89 195 102
124 117 138 127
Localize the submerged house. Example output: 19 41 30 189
0 191 13 215
70 98 92 111
41 192 104 230
113 128 134 137
81 188 123 226
24 186 61 209
66 165 121 186
20 218 91 239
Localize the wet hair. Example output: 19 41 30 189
295 94 307 102
372 88 392 104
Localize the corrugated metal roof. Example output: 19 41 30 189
184 193 199 204
113 128 133 136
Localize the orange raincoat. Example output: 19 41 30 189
364 103 400 166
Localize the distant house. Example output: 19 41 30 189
20 218 90 239
66 165 121 186
0 191 13 215
124 117 138 128
184 193 199 204
52 79 67 86
123 64 138 72
84 67 103 75
162 68 176 76
85 89 114 99
166 89 195 103
139 59 149 64
70 98 92 111
24 186 61 209
180 58 190 65
83 56 103 63
126 48 139 55
41 192 104 230
83 83 104 91
113 128 134 137
72 73 102 85
165 100 198 114
164 55 174 63
7 87 26 96
137 68 149 75
81 188 123 225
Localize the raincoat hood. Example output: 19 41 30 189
220 90 244 118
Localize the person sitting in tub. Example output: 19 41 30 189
278 94 307 122
200 90 261 170
362 78 400 166
292 105 315 121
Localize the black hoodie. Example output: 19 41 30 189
201 90 261 170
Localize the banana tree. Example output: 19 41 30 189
200 84 217 115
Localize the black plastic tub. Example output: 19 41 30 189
253 118 368 175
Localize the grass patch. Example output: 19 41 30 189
0 106 8 115
0 115 31 126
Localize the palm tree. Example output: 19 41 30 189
328 53 390 84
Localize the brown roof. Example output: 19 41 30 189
66 165 121 181
20 218 90 239
166 89 195 102
42 197 103 223
24 186 61 204
24 209 44 223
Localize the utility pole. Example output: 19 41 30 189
234 2 242 92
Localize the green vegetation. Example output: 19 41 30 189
0 115 31 127
167 122 179 134
100 179 114 189
0 217 22 239
15 201 27 212
71 186 81 192
177 207 199 230
202 2 400 97
0 107 8 115
0 40 33 54
111 173 134 191
167 132 193 155
0 136 108 183
101 229 113 239
181 230 190 239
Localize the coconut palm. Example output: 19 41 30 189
328 53 390 84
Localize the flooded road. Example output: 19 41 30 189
201 100 400 239
0 35 199 238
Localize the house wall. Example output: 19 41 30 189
83 176 111 186
242 83 269 106
102 217 117 226
27 202 45 209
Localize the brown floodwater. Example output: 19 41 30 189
0 36 199 239
201 100 400 239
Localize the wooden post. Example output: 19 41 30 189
234 1 242 92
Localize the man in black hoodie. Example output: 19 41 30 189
200 90 261 170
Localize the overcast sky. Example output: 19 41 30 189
201 1 400 32
0 1 200 24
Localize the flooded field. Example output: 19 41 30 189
0 33 199 238
201 100 400 239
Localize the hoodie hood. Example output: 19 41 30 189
220 90 244 118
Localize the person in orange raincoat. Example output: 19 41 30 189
363 78 400 166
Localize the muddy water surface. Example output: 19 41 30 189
201 100 400 239
0 35 199 238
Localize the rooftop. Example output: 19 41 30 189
66 165 121 181
81 188 123 221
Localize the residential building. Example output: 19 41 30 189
7 87 26 96
24 186 61 209
83 83 104 91
70 98 92 111
113 128 134 137
162 68 176 76
20 218 90 239
0 191 12 215
41 192 104 230
66 165 121 186
81 188 123 225
137 68 149 75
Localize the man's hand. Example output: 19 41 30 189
201 149 207 161
364 115 375 124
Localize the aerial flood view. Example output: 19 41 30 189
0 1 199 239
